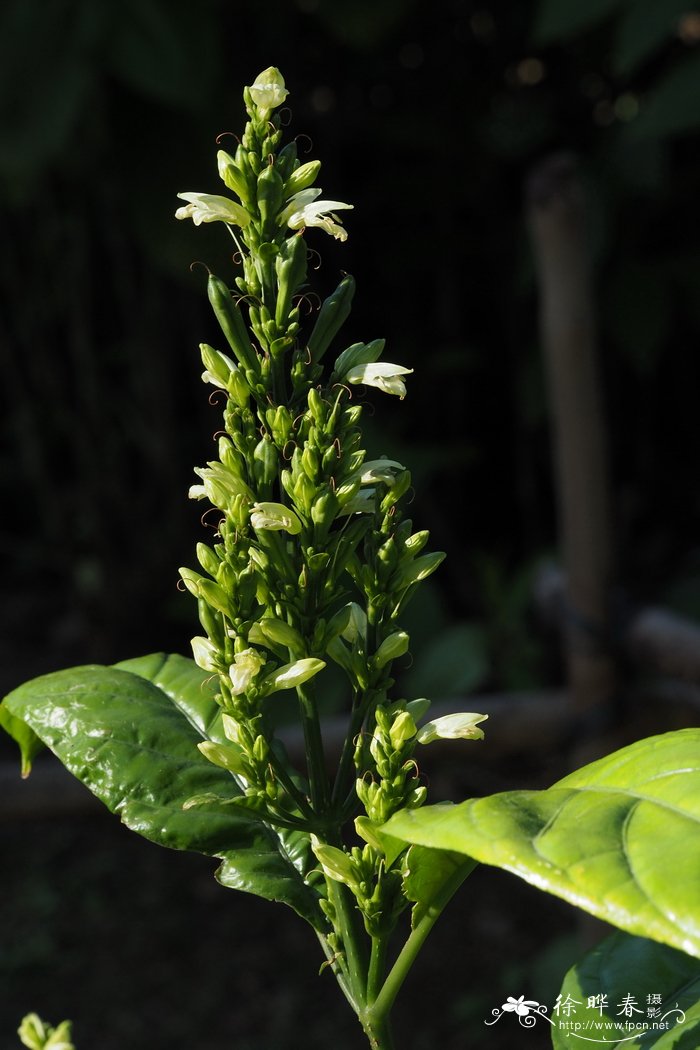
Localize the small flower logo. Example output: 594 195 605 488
502 995 540 1017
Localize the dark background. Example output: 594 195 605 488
2 0 700 1047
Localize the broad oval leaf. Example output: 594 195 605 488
385 730 700 958
4 654 323 930
552 931 700 1049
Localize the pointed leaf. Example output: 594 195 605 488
385 730 700 957
552 931 700 1048
4 655 323 930
0 701 43 776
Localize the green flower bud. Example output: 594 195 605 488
253 436 278 491
249 617 304 652
179 566 206 597
217 150 251 203
395 551 446 589
252 734 269 764
257 164 285 230
333 338 385 379
389 710 417 751
198 740 248 775
311 491 340 529
283 159 322 198
311 836 359 891
196 541 220 577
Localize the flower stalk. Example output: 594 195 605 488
175 65 486 1046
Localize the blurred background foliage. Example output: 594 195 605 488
2 0 700 697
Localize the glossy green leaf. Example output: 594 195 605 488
385 730 700 958
4 654 323 930
552 931 700 1048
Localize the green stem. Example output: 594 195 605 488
331 688 366 809
366 934 389 1003
266 746 315 820
326 878 368 1011
369 859 476 1024
296 682 329 811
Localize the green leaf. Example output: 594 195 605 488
0 701 43 776
531 0 624 46
402 846 476 929
552 931 700 1048
384 730 700 958
3 654 323 930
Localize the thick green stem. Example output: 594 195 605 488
366 934 389 1003
369 859 476 1024
326 878 368 1010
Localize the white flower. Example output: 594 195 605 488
345 361 413 398
263 657 326 694
229 648 266 695
279 188 353 241
416 712 488 745
250 501 303 534
190 636 220 673
249 67 289 110
175 192 250 227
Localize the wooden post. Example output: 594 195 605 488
527 153 617 760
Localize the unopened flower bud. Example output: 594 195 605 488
389 710 417 751
373 630 409 671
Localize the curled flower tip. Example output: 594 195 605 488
416 712 488 745
250 501 303 534
346 361 414 398
279 188 353 241
175 192 250 228
249 67 289 110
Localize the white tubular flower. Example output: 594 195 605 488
229 648 266 696
279 188 353 241
356 458 405 485
189 464 253 508
175 192 251 227
263 657 326 694
190 636 220 673
416 712 488 745
345 361 414 398
249 66 289 110
250 501 303 534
